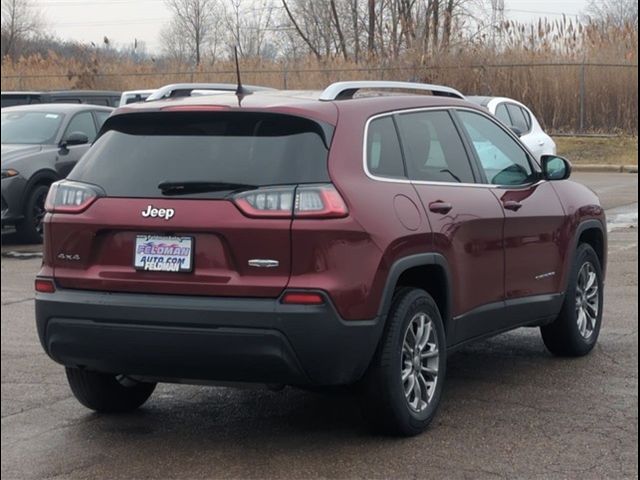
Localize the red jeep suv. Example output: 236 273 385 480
35 81 607 435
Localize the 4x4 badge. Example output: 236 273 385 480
141 205 175 220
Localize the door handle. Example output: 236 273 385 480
503 200 523 212
429 201 453 214
538 140 545 146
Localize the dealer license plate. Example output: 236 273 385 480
134 235 193 272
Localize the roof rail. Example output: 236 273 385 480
318 81 465 101
146 83 276 102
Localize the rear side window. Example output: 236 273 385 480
506 104 530 133
366 116 405 178
69 112 332 198
396 110 475 183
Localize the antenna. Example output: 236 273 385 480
234 47 247 97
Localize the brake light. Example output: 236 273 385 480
45 181 104 213
35 278 56 293
233 184 348 219
281 292 324 305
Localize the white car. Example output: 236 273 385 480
466 96 556 161
118 89 156 107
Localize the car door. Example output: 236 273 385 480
55 111 97 178
394 109 506 338
455 109 566 301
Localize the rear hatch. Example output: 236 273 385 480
46 110 333 297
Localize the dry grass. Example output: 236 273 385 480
555 136 638 165
1 18 638 133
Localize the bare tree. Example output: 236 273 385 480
1 0 43 59
586 0 638 28
163 0 220 65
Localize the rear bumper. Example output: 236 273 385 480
35 287 383 386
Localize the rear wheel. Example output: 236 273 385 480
65 367 156 413
16 184 49 243
361 288 446 436
541 243 603 356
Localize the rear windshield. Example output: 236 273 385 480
69 112 332 198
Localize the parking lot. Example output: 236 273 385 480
1 172 637 479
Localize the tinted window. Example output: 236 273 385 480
64 111 98 142
396 110 474 183
54 98 81 103
495 103 511 125
1 111 64 144
366 116 405 178
94 110 111 130
506 104 530 133
69 112 331 198
457 110 535 186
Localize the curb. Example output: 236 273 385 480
573 164 638 173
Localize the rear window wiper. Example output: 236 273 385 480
158 181 259 196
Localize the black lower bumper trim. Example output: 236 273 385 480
36 288 383 386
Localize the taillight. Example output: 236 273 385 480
233 184 348 219
45 180 104 214
294 184 348 218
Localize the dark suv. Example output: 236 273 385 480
35 81 607 436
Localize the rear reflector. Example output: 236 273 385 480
281 292 324 305
35 279 56 293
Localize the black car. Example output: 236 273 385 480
1 90 121 108
1 103 113 242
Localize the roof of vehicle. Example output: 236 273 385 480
1 103 114 113
1 90 120 96
467 95 530 109
115 89 479 125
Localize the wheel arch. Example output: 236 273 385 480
570 219 607 288
21 169 59 207
377 254 453 336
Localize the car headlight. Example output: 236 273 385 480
1 169 19 179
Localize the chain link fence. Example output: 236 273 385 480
2 62 637 133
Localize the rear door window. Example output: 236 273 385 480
506 104 530 133
495 103 512 126
94 110 111 130
366 116 405 178
69 112 332 198
396 110 475 183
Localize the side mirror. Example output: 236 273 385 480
510 126 524 137
60 131 89 148
542 155 572 181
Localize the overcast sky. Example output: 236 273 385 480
34 0 590 53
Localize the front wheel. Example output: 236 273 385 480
65 368 156 413
541 243 604 357
16 184 50 243
360 288 447 436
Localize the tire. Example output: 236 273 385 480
16 184 49 244
360 287 447 436
541 243 604 357
65 367 156 413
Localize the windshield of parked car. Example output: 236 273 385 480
1 111 65 145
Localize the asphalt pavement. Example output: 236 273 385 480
1 172 638 480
